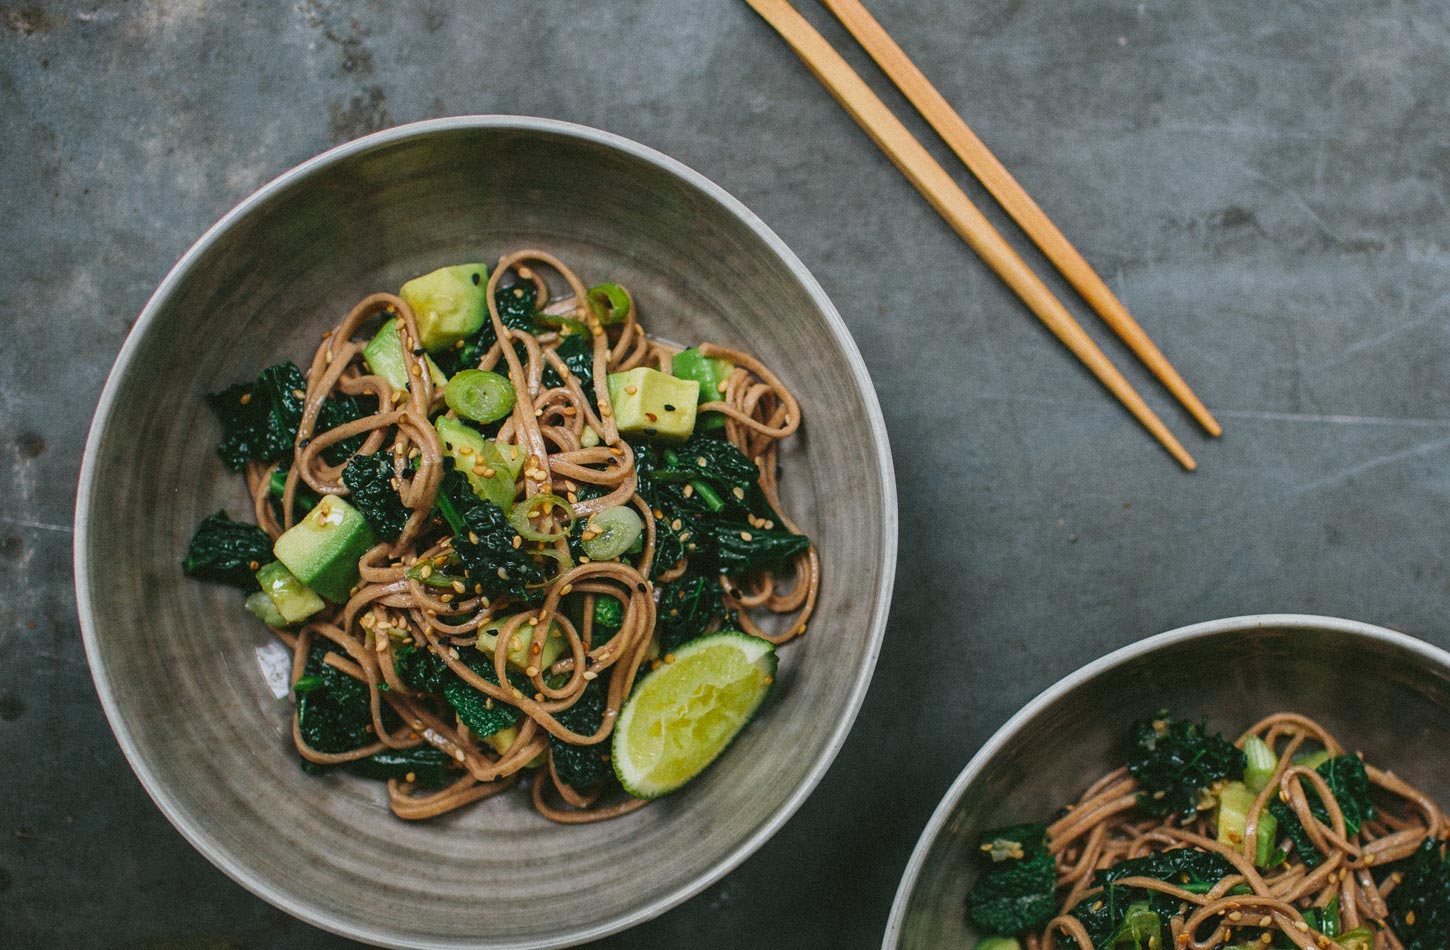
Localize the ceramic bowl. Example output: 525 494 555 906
76 116 897 949
884 614 1450 948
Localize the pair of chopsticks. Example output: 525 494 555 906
744 0 1219 470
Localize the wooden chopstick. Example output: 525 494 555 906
820 0 1222 438
743 0 1198 470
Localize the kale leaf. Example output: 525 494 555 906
433 468 543 602
548 678 611 791
691 522 812 574
206 361 369 471
345 746 453 788
1267 754 1377 869
181 510 273 588
963 822 1058 936
442 652 531 739
394 642 529 739
341 452 411 540
1070 848 1237 947
295 642 374 755
1127 712 1245 822
541 331 596 400
630 434 811 576
1388 837 1450 950
591 596 624 645
655 575 731 654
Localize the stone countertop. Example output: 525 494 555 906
4 1 1449 947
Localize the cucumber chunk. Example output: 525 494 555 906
255 561 325 623
272 496 376 603
399 263 490 352
362 317 448 392
606 367 699 442
435 416 516 510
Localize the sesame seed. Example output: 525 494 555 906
248 560 260 571
481 467 495 477
1408 911 1418 925
645 412 658 423
599 405 612 417
683 484 694 497
583 670 598 681
291 389 305 399
473 464 487 476
732 487 745 500
664 653 676 664
451 580 466 594
716 380 729 393
405 771 416 783
458 445 473 456
440 593 453 604
671 518 683 531
740 531 753 541
497 567 509 579
239 392 252 405
663 404 676 412
511 535 522 549
469 531 480 543
454 749 466 762
420 564 433 579
624 384 638 395
696 456 707 467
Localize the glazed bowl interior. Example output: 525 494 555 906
76 117 895 949
886 615 1450 949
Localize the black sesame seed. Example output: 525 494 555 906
663 404 676 411
471 272 482 285
298 438 312 449
412 347 426 356
636 582 648 593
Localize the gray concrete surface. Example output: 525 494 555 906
4 0 1450 947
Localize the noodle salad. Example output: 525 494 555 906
181 250 818 822
964 712 1449 950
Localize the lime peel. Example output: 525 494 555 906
611 631 776 799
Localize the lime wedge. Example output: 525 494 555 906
612 631 777 798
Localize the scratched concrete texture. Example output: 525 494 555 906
3 0 1450 947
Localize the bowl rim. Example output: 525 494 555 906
881 613 1450 948
73 114 899 950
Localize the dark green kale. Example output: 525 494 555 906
433 468 543 602
442 652 531 739
393 642 530 739
1267 754 1377 869
1127 712 1245 822
628 442 688 575
433 280 540 377
629 434 812 577
691 522 812 574
540 331 596 402
548 678 611 791
1388 837 1450 950
206 361 369 471
655 575 732 654
1070 848 1237 947
591 596 624 645
295 642 375 755
344 747 453 788
341 452 411 540
181 511 273 588
963 822 1058 936
393 641 451 694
